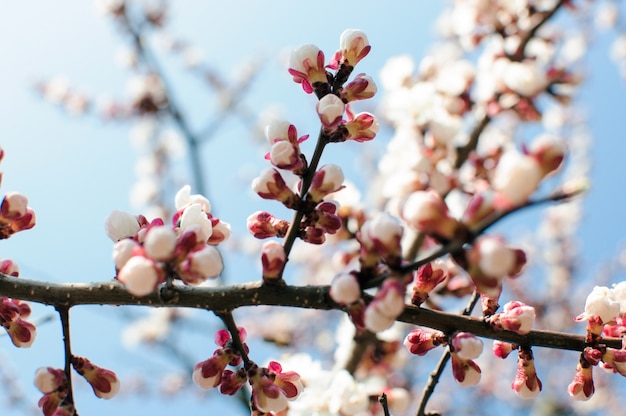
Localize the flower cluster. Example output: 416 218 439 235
193 327 303 414
106 185 230 296
35 358 119 416
248 29 378 282
565 283 626 401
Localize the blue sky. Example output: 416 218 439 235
0 1 625 415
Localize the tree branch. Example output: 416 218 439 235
1 275 618 352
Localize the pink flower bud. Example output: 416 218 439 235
489 301 536 335
359 212 404 265
528 134 566 177
512 348 542 399
412 260 448 306
112 239 137 271
288 44 327 94
451 332 483 360
0 259 19 276
329 272 361 305
345 111 379 142
477 237 516 278
250 366 290 413
252 168 299 208
105 210 140 242
462 191 496 228
365 279 406 332
219 368 248 396
316 94 345 131
269 141 304 172
6 318 37 348
265 120 291 145
34 367 66 394
493 340 515 359
179 245 223 284
117 255 162 297
174 185 211 212
261 240 286 281
193 353 229 390
568 363 594 401
207 219 231 245
308 164 344 201
364 306 396 333
247 211 289 239
180 203 213 244
144 226 177 261
1 192 28 219
451 352 481 387
492 151 542 208
404 328 445 356
339 29 371 66
601 347 626 376
400 190 461 240
343 73 377 102
268 361 304 400
72 357 120 399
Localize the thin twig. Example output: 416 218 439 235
415 291 480 416
55 305 77 414
379 392 391 416
216 310 252 369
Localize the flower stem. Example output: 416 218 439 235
216 310 252 369
56 305 77 414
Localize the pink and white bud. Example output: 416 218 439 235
462 191 497 228
400 190 461 240
247 211 289 239
308 164 345 201
34 367 66 394
316 94 345 131
252 168 299 208
179 245 223 284
451 332 483 361
269 141 304 172
404 328 446 356
601 347 626 376
288 44 327 94
0 259 19 276
265 120 291 145
72 357 120 399
492 151 542 208
344 112 379 142
219 369 248 396
528 134 566 177
144 226 177 261
174 185 211 212
329 272 361 305
268 361 304 401
6 318 36 347
117 255 162 297
490 301 536 335
568 363 594 401
412 260 448 306
493 340 515 359
365 279 406 332
179 203 213 244
250 367 289 413
1 192 28 219
451 353 481 387
358 212 404 265
261 240 286 281
576 286 620 324
193 353 229 390
105 210 140 242
112 238 139 270
343 74 377 102
364 306 396 333
512 348 542 399
339 29 371 66
207 219 231 245
502 61 547 97
477 237 516 279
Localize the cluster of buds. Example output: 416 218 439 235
454 235 526 300
0 260 37 348
193 328 303 414
491 135 566 209
35 358 119 415
566 282 626 401
127 73 168 114
106 185 230 296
